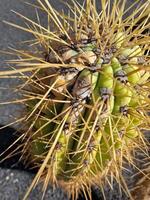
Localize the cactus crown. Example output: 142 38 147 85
0 0 150 200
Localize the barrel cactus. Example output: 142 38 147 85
1 0 150 199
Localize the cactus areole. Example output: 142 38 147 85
2 0 150 199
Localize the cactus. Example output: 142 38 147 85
0 0 150 199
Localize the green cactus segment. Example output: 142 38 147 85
63 71 99 177
27 101 57 160
93 123 113 172
125 128 139 139
123 64 141 84
115 32 125 48
51 69 97 177
25 20 149 191
67 65 115 176
97 64 114 116
82 43 96 51
120 45 142 58
28 45 147 177
31 140 47 159
29 43 149 177
50 124 71 176
98 64 114 89
113 81 132 113
111 58 122 74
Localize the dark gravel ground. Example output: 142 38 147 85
0 169 68 200
0 0 149 200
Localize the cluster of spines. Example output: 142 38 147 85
0 1 149 200
24 27 149 200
